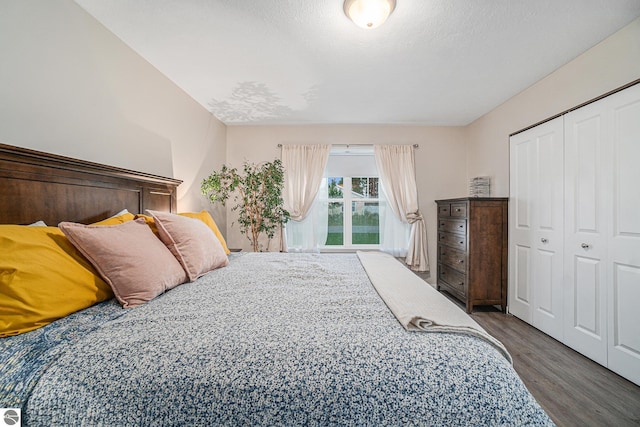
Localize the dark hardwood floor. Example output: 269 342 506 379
468 307 640 426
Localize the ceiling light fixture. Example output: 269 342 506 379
344 0 396 29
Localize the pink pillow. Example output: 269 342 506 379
147 210 229 282
59 218 188 308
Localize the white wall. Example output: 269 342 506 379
466 17 640 197
226 125 468 280
0 0 227 223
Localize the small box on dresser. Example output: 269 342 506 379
435 197 508 313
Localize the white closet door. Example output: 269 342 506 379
509 132 534 322
564 102 609 366
509 117 564 339
510 83 640 385
606 84 640 385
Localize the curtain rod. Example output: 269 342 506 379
277 143 419 148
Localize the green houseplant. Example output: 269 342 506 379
201 159 290 252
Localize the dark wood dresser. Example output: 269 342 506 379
435 197 508 313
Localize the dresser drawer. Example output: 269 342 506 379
438 218 466 235
439 245 466 272
438 264 466 296
438 231 466 250
438 204 451 217
450 203 467 217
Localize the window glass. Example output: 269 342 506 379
352 177 378 199
352 201 380 244
327 177 344 246
327 201 344 245
328 177 344 198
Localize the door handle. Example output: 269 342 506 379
541 238 548 244
581 243 590 249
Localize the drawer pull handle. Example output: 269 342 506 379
581 243 590 249
458 225 464 228
459 241 464 244
458 282 464 286
541 238 548 243
455 208 461 212
458 259 464 264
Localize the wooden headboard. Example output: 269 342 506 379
0 143 182 225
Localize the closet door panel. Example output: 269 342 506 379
564 106 608 366
533 249 556 314
509 117 563 339
610 264 640 383
512 245 531 320
537 133 559 230
607 84 640 385
509 132 534 321
573 256 604 336
531 129 564 339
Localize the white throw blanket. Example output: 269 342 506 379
357 251 512 363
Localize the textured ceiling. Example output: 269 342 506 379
75 0 640 126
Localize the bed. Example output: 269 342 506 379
0 144 554 426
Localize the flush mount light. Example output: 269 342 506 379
344 0 396 29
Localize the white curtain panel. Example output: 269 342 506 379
379 198 411 257
282 144 331 252
374 145 429 272
285 178 329 253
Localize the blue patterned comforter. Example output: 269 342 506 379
1 253 553 426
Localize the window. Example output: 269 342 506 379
323 147 381 249
327 176 380 247
285 145 410 254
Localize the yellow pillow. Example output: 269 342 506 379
135 211 229 254
134 214 159 236
179 211 230 255
0 225 113 337
92 211 135 226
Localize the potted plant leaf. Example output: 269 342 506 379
201 159 290 252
